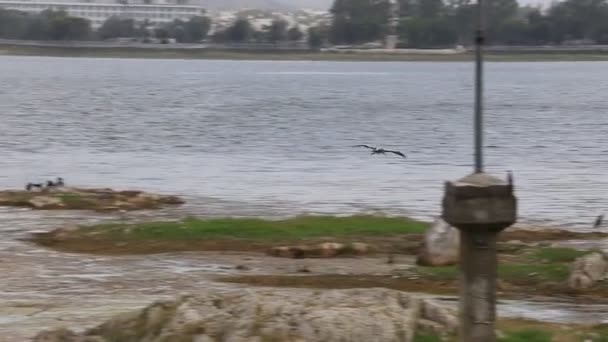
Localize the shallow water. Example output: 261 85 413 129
2 57 608 227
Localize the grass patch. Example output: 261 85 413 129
589 325 608 342
499 329 553 342
499 320 608 342
91 215 427 241
414 332 444 342
414 246 585 284
531 247 591 263
32 215 427 255
221 274 458 296
59 193 96 209
411 322 605 342
416 262 570 283
0 192 35 205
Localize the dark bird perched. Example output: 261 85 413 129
26 183 44 191
507 170 513 186
594 214 604 229
353 145 406 158
45 177 65 188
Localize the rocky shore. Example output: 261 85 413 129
33 288 457 342
0 187 184 211
8 210 608 341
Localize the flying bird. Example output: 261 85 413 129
594 214 604 229
353 145 406 158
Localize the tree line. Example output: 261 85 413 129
209 18 304 44
0 8 213 42
329 0 608 47
0 9 91 41
5 0 607 48
0 8 312 45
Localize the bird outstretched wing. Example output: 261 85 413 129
386 150 406 158
353 144 375 150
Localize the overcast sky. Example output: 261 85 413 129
519 0 551 5
284 0 554 10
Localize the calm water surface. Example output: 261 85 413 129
2 56 608 227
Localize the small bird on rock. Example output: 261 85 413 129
594 214 604 229
507 170 513 186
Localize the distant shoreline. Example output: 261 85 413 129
3 44 608 62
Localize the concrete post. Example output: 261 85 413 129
442 172 517 342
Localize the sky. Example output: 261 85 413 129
282 0 553 9
200 0 555 11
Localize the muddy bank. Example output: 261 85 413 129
25 215 608 256
219 273 608 304
28 227 608 256
0 187 184 211
4 204 608 341
502 228 608 242
215 241 608 304
29 234 424 256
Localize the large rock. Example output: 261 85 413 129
27 196 65 210
568 252 608 290
416 218 460 266
33 328 96 342
33 288 457 342
318 242 346 257
417 299 459 335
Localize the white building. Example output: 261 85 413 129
0 0 204 28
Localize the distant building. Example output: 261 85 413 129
0 0 205 28
385 0 399 49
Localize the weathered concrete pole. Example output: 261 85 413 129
440 0 517 338
443 0 517 338
442 173 517 341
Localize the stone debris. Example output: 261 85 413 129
33 288 457 342
568 252 608 290
268 242 373 258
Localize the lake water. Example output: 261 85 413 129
2 56 608 228
3 56 608 339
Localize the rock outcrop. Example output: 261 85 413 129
0 187 183 211
33 288 457 342
568 252 608 290
268 242 373 258
417 298 459 335
416 218 460 267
